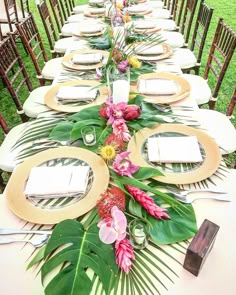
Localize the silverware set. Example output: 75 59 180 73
165 187 230 203
0 228 52 247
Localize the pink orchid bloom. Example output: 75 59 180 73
117 60 129 73
96 68 102 79
112 119 131 142
98 206 127 244
113 151 139 177
106 102 127 125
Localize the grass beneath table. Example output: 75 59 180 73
0 0 235 160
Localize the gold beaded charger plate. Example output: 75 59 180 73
62 49 108 71
133 72 191 104
127 124 221 184
44 80 108 113
6 147 109 224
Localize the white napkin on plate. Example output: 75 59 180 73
147 136 203 163
89 0 104 4
72 53 103 64
135 44 164 55
56 86 98 101
138 79 178 95
24 166 90 198
128 5 148 13
134 21 155 29
79 25 103 34
89 8 105 14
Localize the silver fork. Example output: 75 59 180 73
0 234 49 248
153 104 194 113
166 187 230 203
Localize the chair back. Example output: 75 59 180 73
2 0 19 32
226 89 236 117
172 0 186 27
189 1 214 74
0 113 10 134
19 0 30 18
180 0 198 44
0 24 3 41
0 34 32 121
37 0 58 57
16 13 48 86
48 0 65 33
59 0 71 20
204 18 236 109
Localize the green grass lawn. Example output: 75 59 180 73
0 0 235 142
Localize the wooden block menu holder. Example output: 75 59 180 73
183 219 220 276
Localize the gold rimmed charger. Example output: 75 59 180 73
73 28 105 37
134 26 162 35
84 10 105 18
127 124 221 184
133 72 191 104
6 147 110 224
128 9 152 16
62 49 108 71
133 43 172 61
44 80 108 113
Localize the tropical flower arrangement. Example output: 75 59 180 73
26 95 198 294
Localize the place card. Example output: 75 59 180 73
147 136 203 163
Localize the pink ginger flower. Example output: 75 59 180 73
112 119 131 142
106 102 127 125
123 104 141 121
115 238 135 273
126 185 171 220
98 206 127 244
113 151 139 177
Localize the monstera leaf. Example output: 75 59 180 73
41 220 118 295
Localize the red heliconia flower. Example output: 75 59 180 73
112 48 123 63
96 187 126 218
105 133 125 152
123 105 141 121
99 104 109 119
115 238 135 273
126 185 171 220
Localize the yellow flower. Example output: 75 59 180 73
99 145 117 161
128 56 142 69
116 3 123 9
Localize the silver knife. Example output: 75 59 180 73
0 228 52 235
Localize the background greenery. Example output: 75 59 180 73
0 0 235 145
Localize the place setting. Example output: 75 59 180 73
44 80 108 113
5 147 110 224
84 7 106 18
72 22 106 38
131 42 172 61
127 4 153 16
62 49 109 71
132 20 162 35
127 124 222 184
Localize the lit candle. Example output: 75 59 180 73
112 80 130 104
133 226 146 245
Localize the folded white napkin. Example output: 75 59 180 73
79 25 103 34
138 79 178 95
57 86 98 101
147 136 203 163
135 44 164 55
72 53 103 64
134 21 155 29
128 5 149 13
89 0 104 4
24 166 90 198
89 8 105 14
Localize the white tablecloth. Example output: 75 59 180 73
0 170 235 294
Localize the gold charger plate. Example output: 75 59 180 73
62 49 108 71
6 147 109 224
133 72 191 104
134 43 172 61
44 80 108 113
134 27 162 35
127 124 221 184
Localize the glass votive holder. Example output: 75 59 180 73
128 218 150 250
81 126 96 146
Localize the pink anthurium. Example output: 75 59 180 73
98 206 127 244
